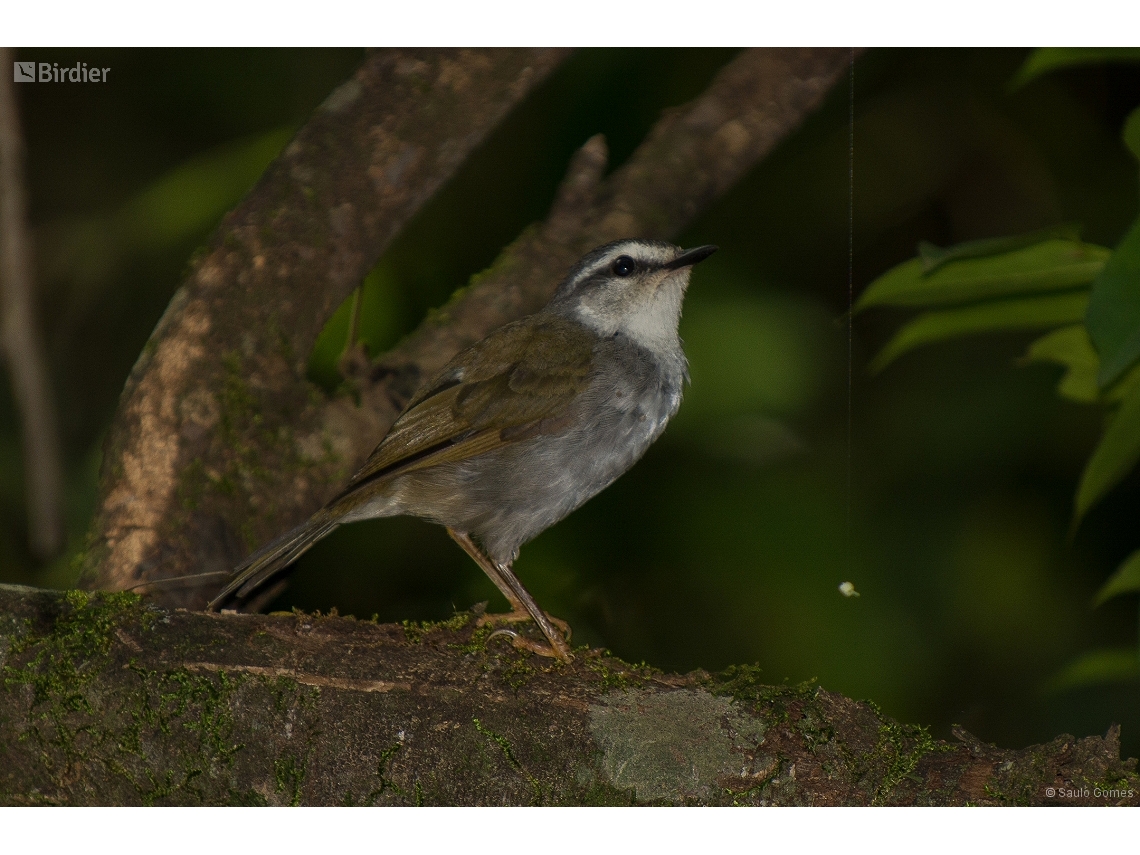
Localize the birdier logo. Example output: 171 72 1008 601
13 61 110 83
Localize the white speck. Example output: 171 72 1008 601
838 581 860 598
397 730 405 742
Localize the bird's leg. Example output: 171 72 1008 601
446 528 572 662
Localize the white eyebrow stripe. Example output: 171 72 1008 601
567 253 623 287
559 240 682 295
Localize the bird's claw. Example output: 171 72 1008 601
477 609 572 641
486 627 572 660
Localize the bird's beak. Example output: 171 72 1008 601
664 245 718 270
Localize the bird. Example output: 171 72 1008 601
208 238 717 662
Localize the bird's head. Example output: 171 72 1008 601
550 239 717 354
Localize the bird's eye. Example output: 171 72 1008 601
611 255 636 277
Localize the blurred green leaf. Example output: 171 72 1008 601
1023 324 1140 403
1125 106 1140 163
308 262 407 392
917 224 1081 273
871 292 1089 372
120 128 293 249
1074 380 1140 524
1093 549 1140 608
45 127 294 290
1044 648 1140 694
856 239 1107 312
1010 47 1140 91
1086 217 1140 388
1023 325 1100 402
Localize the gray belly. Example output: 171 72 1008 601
392 343 684 565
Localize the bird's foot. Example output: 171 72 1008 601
486 627 573 661
477 608 571 638
479 608 573 661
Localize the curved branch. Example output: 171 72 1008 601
79 49 572 601
371 48 855 390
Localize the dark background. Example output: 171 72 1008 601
5 47 1139 757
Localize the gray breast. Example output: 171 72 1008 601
406 332 685 565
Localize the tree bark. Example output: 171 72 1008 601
78 48 856 609
1 585 1136 806
78 47 573 603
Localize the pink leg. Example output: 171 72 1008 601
447 528 572 662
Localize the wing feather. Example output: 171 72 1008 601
336 315 593 496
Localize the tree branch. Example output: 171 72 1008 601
0 48 65 561
78 49 572 601
1 585 1135 806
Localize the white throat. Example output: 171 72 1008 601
574 279 686 358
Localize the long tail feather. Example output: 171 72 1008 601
208 511 338 610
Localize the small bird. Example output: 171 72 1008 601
209 239 717 661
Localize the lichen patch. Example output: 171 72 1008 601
588 689 765 802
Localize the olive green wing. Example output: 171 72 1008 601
337 315 594 495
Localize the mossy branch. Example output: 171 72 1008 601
1 585 1136 806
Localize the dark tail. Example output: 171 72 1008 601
207 510 338 611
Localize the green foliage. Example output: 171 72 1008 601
1045 648 1140 695
1093 549 1140 608
1022 325 1140 404
1010 48 1140 90
915 225 1084 272
308 263 408 393
47 128 293 292
1126 107 1140 163
871 291 1089 373
116 128 293 252
1087 217 1140 390
863 52 1140 693
856 235 1106 312
1075 381 1140 524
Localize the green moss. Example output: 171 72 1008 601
178 459 207 512
473 717 543 804
450 621 497 656
0 595 337 804
0 592 160 799
856 700 952 805
419 231 532 332
342 742 409 806
584 651 655 692
401 610 472 644
579 779 640 806
499 654 539 692
220 352 261 438
705 666 818 726
274 754 305 805
2 590 154 715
